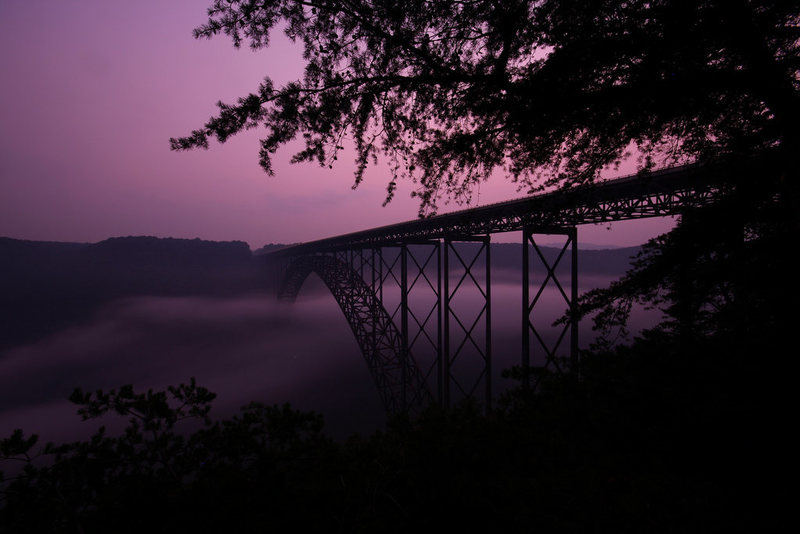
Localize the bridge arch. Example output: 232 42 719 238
267 160 744 412
278 254 432 414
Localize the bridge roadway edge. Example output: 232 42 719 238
264 155 777 413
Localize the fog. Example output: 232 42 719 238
0 279 386 442
0 269 661 444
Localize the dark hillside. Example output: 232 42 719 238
0 238 640 351
0 237 263 351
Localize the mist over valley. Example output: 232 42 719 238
0 235 650 440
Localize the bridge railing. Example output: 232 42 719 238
264 157 758 258
265 153 778 414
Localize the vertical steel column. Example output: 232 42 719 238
403 241 444 409
378 247 384 302
370 248 376 295
522 227 530 389
370 247 378 366
485 236 492 412
522 227 579 387
400 244 409 412
442 236 492 410
443 237 451 409
569 227 579 375
437 239 443 405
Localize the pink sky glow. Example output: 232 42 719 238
0 0 674 249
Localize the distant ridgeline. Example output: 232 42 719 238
0 236 640 352
0 236 264 351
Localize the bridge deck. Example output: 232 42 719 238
268 159 748 256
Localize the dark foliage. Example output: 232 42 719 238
2 319 789 534
172 0 799 213
6 2 793 530
571 172 795 351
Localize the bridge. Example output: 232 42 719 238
265 159 748 415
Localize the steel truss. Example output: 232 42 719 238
276 237 498 413
267 159 762 414
278 254 432 414
331 242 445 411
268 162 735 259
402 242 444 407
522 227 578 390
443 236 492 410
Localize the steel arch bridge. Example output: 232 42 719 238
265 157 758 415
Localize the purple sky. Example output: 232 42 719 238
0 0 674 249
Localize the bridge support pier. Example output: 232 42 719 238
268 161 736 413
401 244 408 411
401 242 443 407
443 236 492 411
522 227 579 390
367 242 443 412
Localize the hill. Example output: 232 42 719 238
1 237 640 351
0 236 264 351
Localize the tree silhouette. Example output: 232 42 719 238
3 368 787 531
171 0 799 213
0 380 333 532
571 185 793 349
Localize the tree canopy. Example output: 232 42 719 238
3 361 788 532
171 0 799 213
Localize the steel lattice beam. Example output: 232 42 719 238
267 161 744 259
443 236 492 410
522 228 578 390
278 254 433 414
266 158 773 414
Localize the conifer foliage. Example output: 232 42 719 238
171 1 799 213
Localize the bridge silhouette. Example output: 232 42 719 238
266 161 738 415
